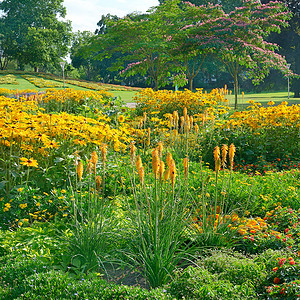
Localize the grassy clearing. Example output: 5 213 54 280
111 90 138 103
226 91 300 108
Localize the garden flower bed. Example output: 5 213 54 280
0 74 19 85
42 74 142 92
22 75 63 88
0 87 299 299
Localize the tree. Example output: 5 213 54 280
0 0 72 70
91 1 227 90
90 0 291 99
168 2 225 90
186 0 291 108
95 14 119 35
223 1 291 108
71 31 96 80
0 37 8 70
70 30 122 83
91 1 186 90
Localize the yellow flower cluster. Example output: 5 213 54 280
226 101 300 130
0 74 19 85
134 88 230 118
41 88 112 104
0 88 38 97
0 95 133 155
19 203 28 209
3 202 11 212
0 87 13 96
22 75 63 88
192 209 269 237
234 216 268 235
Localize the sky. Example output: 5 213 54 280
64 0 159 33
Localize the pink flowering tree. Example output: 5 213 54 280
186 0 292 108
169 2 225 90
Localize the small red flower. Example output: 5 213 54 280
274 277 280 284
285 228 289 233
280 288 285 295
278 258 286 266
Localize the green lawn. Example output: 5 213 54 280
111 90 138 103
0 74 41 90
225 91 300 108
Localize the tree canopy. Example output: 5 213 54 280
0 0 72 70
90 1 186 89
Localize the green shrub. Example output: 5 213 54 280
16 270 172 300
200 250 267 286
0 222 67 265
0 253 50 299
169 265 257 299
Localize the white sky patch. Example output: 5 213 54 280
64 0 159 32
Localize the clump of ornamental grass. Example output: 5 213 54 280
118 142 197 288
164 108 243 250
117 108 247 288
60 147 118 274
189 143 241 249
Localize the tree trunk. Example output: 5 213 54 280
189 76 193 91
154 78 159 91
234 72 238 110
